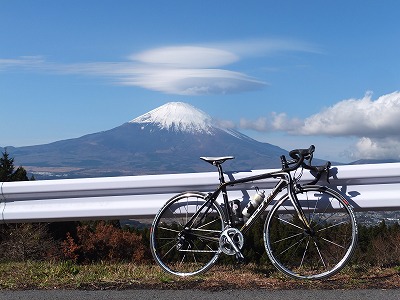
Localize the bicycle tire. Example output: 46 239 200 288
150 191 225 276
264 185 358 279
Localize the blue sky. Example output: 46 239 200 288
1 0 399 163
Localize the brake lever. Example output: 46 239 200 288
305 161 331 185
326 166 331 184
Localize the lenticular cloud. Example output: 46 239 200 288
126 46 265 95
126 67 265 95
131 46 239 68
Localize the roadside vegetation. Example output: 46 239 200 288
1 219 400 290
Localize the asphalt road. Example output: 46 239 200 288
1 289 400 300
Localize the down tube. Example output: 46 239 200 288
240 179 287 234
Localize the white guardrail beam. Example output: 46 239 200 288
1 163 400 223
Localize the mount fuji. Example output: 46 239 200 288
7 102 289 179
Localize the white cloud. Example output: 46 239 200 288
240 116 271 131
239 91 400 160
294 91 400 159
298 91 400 137
122 45 267 95
240 112 303 132
0 38 318 96
131 46 239 68
0 56 45 70
353 137 400 160
207 38 322 57
119 68 265 95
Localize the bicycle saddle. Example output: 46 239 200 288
200 156 235 166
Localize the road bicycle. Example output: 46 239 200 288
150 146 358 280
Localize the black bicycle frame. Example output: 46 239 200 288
183 164 312 235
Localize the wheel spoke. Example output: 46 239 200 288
279 236 307 256
320 236 346 249
313 239 327 267
299 239 310 268
272 231 303 244
274 216 304 230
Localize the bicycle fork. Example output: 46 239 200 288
289 184 313 233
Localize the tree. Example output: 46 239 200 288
0 149 29 181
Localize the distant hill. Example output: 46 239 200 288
349 159 400 165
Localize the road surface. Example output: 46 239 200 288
1 289 400 300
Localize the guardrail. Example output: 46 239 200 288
1 163 400 223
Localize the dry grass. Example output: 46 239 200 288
1 261 400 290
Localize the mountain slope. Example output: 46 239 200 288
9 102 289 178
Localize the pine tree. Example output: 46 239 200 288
0 149 29 181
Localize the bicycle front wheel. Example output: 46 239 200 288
150 192 225 276
264 185 358 279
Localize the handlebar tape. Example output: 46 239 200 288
284 145 331 184
289 145 315 161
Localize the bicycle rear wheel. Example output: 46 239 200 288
150 192 225 276
264 185 357 279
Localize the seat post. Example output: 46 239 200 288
215 162 233 226
216 163 226 185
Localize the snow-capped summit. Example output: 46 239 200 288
130 102 214 134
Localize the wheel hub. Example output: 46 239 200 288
176 232 192 250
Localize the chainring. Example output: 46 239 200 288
219 227 244 255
